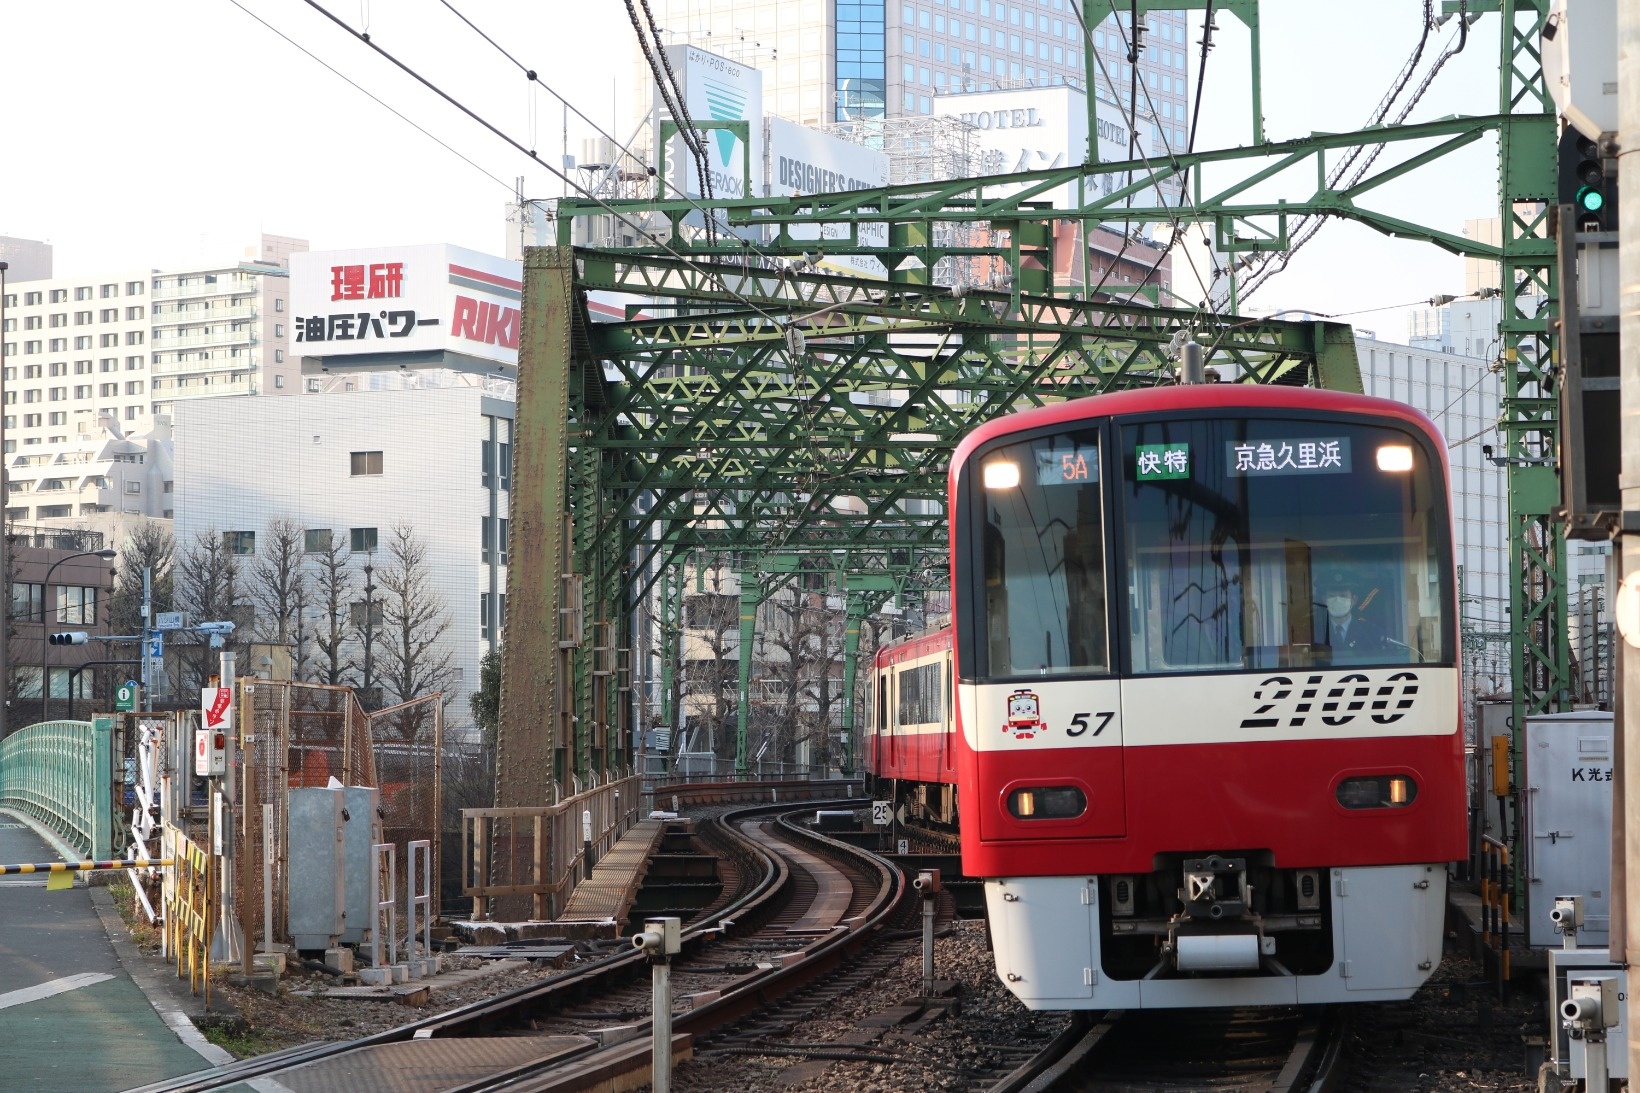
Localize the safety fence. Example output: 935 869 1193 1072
165 824 212 1005
1479 834 1511 1000
237 680 378 951
463 773 642 920
0 719 114 859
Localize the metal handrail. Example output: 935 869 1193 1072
0 718 113 857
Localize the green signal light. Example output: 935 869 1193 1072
1577 186 1605 213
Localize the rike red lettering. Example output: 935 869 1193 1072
451 295 481 339
489 305 519 349
452 295 519 349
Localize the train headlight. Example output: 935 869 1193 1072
1336 775 1418 810
983 460 1021 489
1007 786 1086 819
1375 444 1414 472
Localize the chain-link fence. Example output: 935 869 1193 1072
364 692 444 919
238 681 379 949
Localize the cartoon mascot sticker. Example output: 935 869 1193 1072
1004 689 1046 740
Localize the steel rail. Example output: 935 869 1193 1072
127 799 883 1093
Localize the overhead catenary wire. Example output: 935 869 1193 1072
431 0 763 258
282 0 810 332
1238 2 1471 301
626 0 721 242
1065 1 1216 320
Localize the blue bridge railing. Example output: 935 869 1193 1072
0 719 113 859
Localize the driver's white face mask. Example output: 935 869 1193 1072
1326 594 1354 620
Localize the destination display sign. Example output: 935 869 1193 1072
1225 438 1351 476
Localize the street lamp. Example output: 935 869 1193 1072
40 548 117 723
1 258 9 738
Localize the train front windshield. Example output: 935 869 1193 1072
1120 415 1451 673
967 412 1452 680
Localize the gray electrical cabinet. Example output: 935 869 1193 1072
287 787 346 950
341 785 382 946
1523 711 1614 949
1547 948 1628 1083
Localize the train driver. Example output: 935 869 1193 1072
1319 568 1388 662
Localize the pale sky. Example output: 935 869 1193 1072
1 1 1503 341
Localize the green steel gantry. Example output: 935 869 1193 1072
494 0 1571 806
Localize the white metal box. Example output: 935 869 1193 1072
1522 711 1614 949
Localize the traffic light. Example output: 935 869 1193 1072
1559 128 1617 232
48 632 87 645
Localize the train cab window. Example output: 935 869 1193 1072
1119 416 1452 674
973 428 1108 678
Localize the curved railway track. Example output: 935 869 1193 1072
133 800 913 1093
131 796 1124 1093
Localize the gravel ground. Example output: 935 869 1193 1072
1336 950 1547 1092
211 956 567 1052
671 919 1068 1093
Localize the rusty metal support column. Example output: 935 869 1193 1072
498 246 574 808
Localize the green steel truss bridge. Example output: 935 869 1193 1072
494 1 1569 808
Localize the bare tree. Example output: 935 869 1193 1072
681 555 741 765
173 530 245 692
108 522 174 635
374 523 456 738
247 517 305 647
302 532 353 686
348 551 385 709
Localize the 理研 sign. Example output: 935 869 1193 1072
290 244 523 368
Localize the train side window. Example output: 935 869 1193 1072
976 428 1109 678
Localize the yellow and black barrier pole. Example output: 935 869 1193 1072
0 859 174 875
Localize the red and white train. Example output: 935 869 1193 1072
867 383 1464 1009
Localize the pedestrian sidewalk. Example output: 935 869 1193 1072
0 808 227 1091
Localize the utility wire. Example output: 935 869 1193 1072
226 0 514 194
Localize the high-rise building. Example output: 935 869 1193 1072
0 235 306 473
635 0 1190 189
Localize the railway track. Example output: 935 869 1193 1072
129 797 1150 1093
1036 1004 1343 1093
131 799 911 1093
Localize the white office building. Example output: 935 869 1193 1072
1354 337 1511 705
637 0 1189 131
0 236 53 282
173 388 513 738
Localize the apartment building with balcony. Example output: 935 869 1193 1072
147 252 302 411
3 411 173 531
0 235 306 461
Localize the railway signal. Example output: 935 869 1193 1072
1559 129 1618 232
